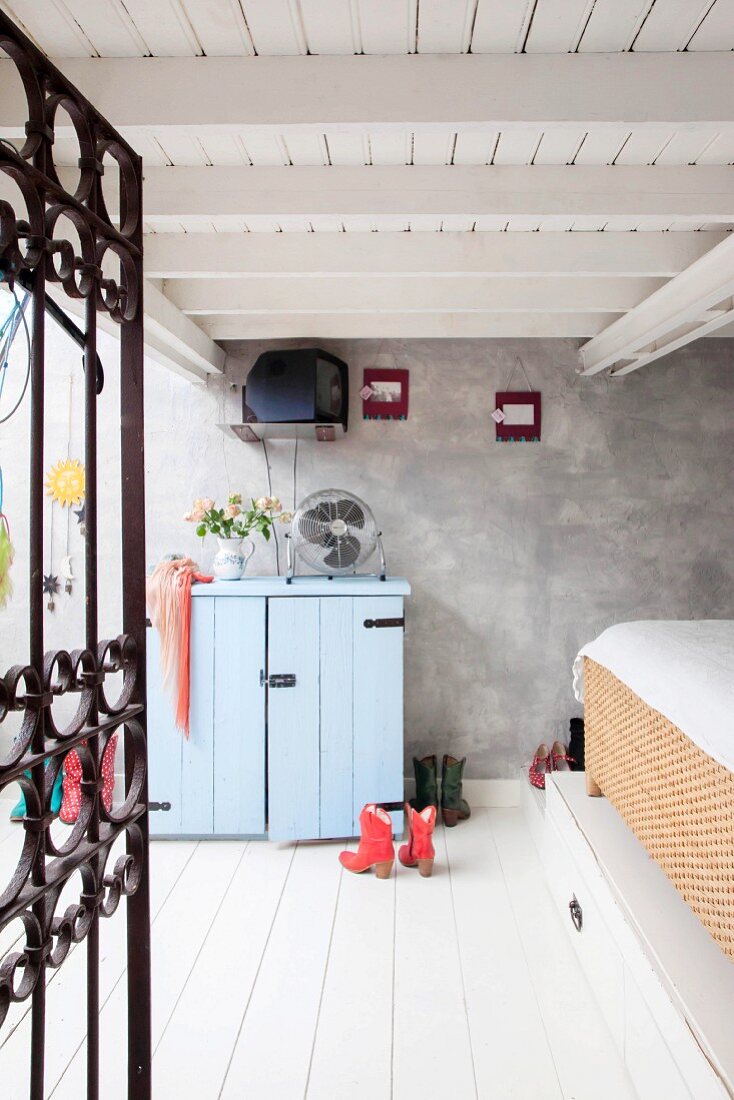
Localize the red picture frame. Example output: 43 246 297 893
362 368 410 421
494 391 541 442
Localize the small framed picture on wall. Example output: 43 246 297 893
493 391 541 442
362 369 410 421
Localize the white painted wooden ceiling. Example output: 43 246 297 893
3 0 734 354
3 0 732 58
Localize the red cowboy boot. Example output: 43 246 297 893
399 803 437 877
101 733 118 813
60 734 118 824
339 804 395 879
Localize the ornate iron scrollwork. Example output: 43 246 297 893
0 10 150 1097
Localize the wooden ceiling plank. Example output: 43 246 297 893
281 132 328 165
324 132 368 165
452 132 498 165
612 128 673 164
115 0 201 55
368 132 411 165
492 131 542 165
240 0 307 53
239 133 290 165
524 0 597 52
62 0 146 56
687 0 734 49
417 0 476 53
357 0 417 53
412 131 455 165
469 0 535 52
694 132 734 164
653 130 716 164
3 0 94 55
578 0 655 51
180 0 255 55
299 0 360 53
532 130 586 165
632 0 718 51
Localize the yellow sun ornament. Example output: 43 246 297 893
45 458 85 507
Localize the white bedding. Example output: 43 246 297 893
573 620 734 774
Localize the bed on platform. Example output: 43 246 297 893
573 620 734 960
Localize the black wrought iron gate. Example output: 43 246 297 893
0 13 151 1099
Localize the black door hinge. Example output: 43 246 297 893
148 801 171 812
363 617 405 630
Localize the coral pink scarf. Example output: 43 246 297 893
146 557 212 737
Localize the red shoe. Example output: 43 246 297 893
339 804 395 879
529 743 552 790
399 802 436 877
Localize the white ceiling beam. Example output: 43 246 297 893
201 312 616 341
610 304 734 376
3 54 733 133
77 165 734 224
164 276 665 316
144 231 727 280
45 285 211 386
579 234 734 375
142 280 225 377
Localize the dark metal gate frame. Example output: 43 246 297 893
0 12 151 1099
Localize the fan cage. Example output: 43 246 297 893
287 489 386 580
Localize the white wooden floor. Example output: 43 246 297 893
0 807 636 1100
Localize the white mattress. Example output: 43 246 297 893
573 620 734 774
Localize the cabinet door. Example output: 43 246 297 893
146 599 215 836
213 597 266 835
180 597 215 834
319 597 354 839
146 625 183 837
267 598 320 840
352 597 405 835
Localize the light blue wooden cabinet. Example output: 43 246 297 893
146 577 409 840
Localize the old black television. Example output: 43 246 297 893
241 348 348 439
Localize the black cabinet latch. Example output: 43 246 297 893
569 895 583 932
363 617 405 630
148 801 171 812
268 674 296 688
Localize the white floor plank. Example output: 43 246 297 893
219 841 344 1100
393 825 477 1100
306 841 394 1100
50 841 243 1100
488 809 636 1100
153 840 295 1099
444 811 563 1100
0 839 197 1097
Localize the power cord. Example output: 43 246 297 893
0 288 31 425
261 437 280 576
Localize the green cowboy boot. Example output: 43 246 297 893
9 765 63 821
441 754 471 827
409 755 438 812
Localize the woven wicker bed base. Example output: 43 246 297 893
584 657 734 960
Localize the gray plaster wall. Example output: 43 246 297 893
1 326 732 777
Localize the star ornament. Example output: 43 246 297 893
43 574 60 596
45 458 85 508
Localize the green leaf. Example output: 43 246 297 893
195 524 207 538
263 527 271 541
